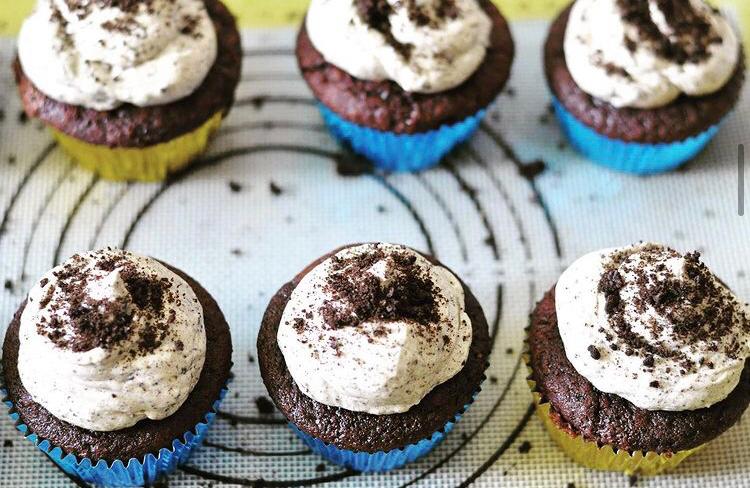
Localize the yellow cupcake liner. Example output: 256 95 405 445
50 112 224 182
522 344 704 476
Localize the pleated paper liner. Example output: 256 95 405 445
50 112 224 182
1 385 228 487
319 104 487 172
522 337 704 476
551 97 724 175
289 388 481 472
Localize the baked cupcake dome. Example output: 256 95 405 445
13 0 242 182
526 244 750 475
296 0 514 172
545 1 745 174
1 250 232 486
258 243 491 471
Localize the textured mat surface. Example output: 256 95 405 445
0 22 748 488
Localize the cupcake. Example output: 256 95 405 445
258 243 490 471
545 1 744 174
526 243 750 475
296 0 514 172
13 0 242 182
1 249 232 486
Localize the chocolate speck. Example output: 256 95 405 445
587 345 601 360
518 440 532 453
3 440 12 448
255 396 276 414
3 280 12 291
335 149 373 177
228 181 243 193
18 111 28 125
269 181 283 196
520 160 546 180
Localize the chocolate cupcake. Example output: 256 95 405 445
1 249 232 486
297 0 514 172
545 0 744 173
14 0 242 181
526 243 750 475
258 243 491 471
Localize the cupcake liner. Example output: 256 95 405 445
522 340 703 475
50 112 224 182
552 98 723 174
319 104 487 172
1 386 227 486
289 390 480 472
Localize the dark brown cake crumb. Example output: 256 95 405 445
616 0 720 64
318 246 439 331
38 252 174 355
520 160 546 180
596 245 749 369
355 0 413 59
269 181 283 196
518 440 532 453
587 345 601 360
228 181 242 192
255 396 276 414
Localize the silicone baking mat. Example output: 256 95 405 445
1 16 749 488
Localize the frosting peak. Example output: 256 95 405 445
556 243 750 411
17 249 206 431
305 0 492 93
564 0 740 108
18 0 218 110
277 243 472 414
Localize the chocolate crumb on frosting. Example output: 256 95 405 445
317 246 440 331
616 0 722 64
597 244 750 373
587 344 601 359
355 0 414 59
37 251 175 355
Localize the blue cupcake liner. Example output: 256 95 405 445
289 390 479 472
552 97 722 174
319 104 487 172
1 386 227 487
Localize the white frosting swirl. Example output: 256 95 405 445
17 249 206 431
564 0 740 108
17 0 218 110
277 243 472 414
306 0 492 93
556 243 750 411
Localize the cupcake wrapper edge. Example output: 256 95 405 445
522 339 703 475
552 97 722 174
51 112 224 182
2 386 228 487
289 389 479 472
319 104 486 172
